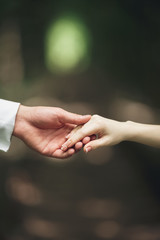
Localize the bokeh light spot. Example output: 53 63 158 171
95 221 121 239
45 15 91 74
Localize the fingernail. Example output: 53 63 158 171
61 145 67 151
85 146 92 153
65 134 70 139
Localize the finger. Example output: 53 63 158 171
52 148 75 159
82 135 96 145
75 141 83 151
82 136 91 145
61 124 97 151
61 111 91 125
65 134 70 139
66 125 83 139
84 137 109 153
66 127 89 151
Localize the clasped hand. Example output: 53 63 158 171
14 105 160 159
13 105 91 158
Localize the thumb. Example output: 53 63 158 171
61 111 91 125
84 137 110 153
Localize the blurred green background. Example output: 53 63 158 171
0 0 160 239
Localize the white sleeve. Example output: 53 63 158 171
0 99 20 152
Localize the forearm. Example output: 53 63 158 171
123 121 160 148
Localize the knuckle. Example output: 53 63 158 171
54 107 61 113
92 114 102 124
92 115 101 128
92 114 99 120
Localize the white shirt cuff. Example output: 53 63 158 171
0 99 20 152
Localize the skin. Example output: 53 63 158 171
62 114 160 153
13 105 91 158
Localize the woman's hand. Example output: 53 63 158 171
62 115 127 153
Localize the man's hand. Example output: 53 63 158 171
13 105 91 158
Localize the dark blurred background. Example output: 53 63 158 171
0 0 160 239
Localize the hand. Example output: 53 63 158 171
13 105 91 158
62 115 127 153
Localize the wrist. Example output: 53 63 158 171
123 120 139 142
13 105 30 138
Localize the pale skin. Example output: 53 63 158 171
62 114 160 153
13 105 91 158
